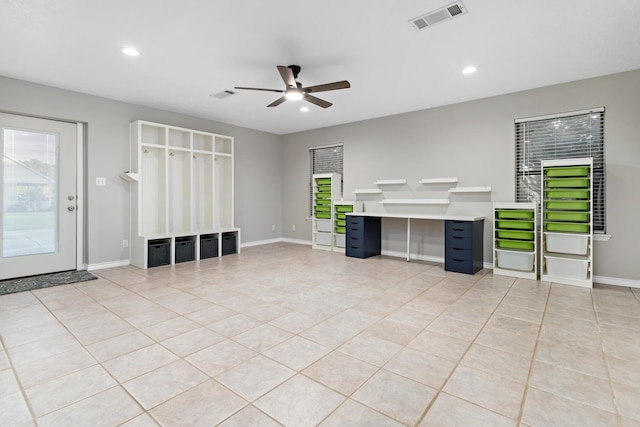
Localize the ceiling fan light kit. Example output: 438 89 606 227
235 65 350 108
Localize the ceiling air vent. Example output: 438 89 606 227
409 1 467 31
211 90 236 99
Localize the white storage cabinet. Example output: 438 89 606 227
541 158 593 287
312 173 341 251
128 120 239 268
493 202 537 279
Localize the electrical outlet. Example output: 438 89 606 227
292 225 296 231
96 177 106 186
122 239 128 248
272 225 275 231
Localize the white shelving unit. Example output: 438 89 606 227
332 201 363 252
312 173 341 251
541 158 593 288
493 202 537 280
128 120 239 268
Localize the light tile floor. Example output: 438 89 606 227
1 242 639 426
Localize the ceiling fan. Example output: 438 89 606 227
234 65 350 108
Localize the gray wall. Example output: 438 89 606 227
0 76 284 267
282 69 640 282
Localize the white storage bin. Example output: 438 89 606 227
496 249 534 271
545 232 589 255
314 232 332 246
334 234 346 248
316 219 332 232
544 255 589 280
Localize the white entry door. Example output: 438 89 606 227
0 113 79 280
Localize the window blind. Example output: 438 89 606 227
309 144 343 215
515 108 605 232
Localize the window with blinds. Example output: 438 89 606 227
515 108 605 233
309 144 343 215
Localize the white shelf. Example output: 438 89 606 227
380 199 450 205
449 186 492 193
419 177 458 184
374 179 406 185
119 172 140 182
353 189 383 194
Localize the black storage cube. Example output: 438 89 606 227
200 235 219 259
175 237 195 263
148 239 170 268
222 232 237 256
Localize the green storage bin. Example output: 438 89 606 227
545 211 589 222
316 184 332 192
316 199 331 205
496 230 534 240
545 189 589 200
336 213 346 220
545 166 590 177
545 222 590 233
315 178 332 185
315 192 332 199
336 220 346 227
335 226 346 234
496 240 535 251
335 205 354 213
315 212 331 219
545 200 589 211
496 210 534 220
545 178 589 188
315 206 331 212
496 220 535 230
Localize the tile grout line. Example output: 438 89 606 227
0 333 40 426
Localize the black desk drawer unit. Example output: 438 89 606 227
444 219 484 274
346 216 381 259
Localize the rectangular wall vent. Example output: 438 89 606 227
409 1 467 31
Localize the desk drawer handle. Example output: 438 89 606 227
453 236 465 240
453 228 465 231
453 258 465 262
452 248 464 251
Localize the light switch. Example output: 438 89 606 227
96 177 106 186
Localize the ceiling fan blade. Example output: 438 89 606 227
277 65 297 88
304 94 332 108
267 96 287 107
303 80 351 94
234 86 284 93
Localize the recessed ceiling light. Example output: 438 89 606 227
463 65 477 74
300 106 309 112
121 47 140 57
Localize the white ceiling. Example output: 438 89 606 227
1 0 639 135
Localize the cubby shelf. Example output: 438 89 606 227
128 120 239 269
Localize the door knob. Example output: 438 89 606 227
67 206 76 212
68 195 75 201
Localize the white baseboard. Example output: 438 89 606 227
87 259 130 271
593 275 640 289
281 238 313 246
240 238 284 248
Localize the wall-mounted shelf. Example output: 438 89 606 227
374 179 406 185
380 199 450 205
120 172 140 182
449 186 492 193
353 189 383 194
419 177 458 184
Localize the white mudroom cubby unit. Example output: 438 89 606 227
493 202 538 280
312 173 341 251
541 158 593 288
128 120 239 269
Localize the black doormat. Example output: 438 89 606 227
0 270 98 296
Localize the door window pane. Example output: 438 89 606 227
2 128 58 257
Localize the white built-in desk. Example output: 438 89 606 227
346 212 485 274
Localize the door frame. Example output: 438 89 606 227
1 110 86 273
